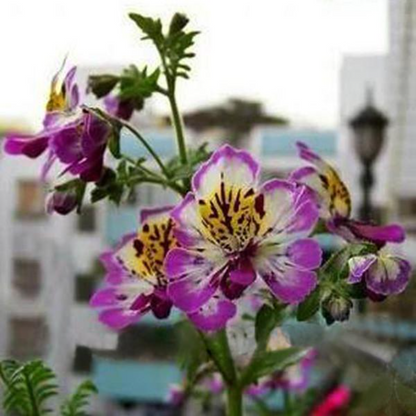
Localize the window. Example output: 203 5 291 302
77 206 96 232
72 346 93 373
8 318 48 359
13 258 42 297
16 180 46 219
399 198 416 219
117 325 179 360
75 274 96 303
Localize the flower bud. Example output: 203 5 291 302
169 13 189 35
46 188 78 215
322 296 352 325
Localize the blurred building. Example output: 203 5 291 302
339 0 416 320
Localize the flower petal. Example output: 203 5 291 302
261 267 318 304
348 254 377 284
292 142 351 219
188 297 237 332
286 239 323 270
4 133 49 158
98 307 146 330
192 144 260 198
366 256 411 295
229 258 257 285
346 220 405 245
166 248 224 312
257 180 319 243
140 206 174 224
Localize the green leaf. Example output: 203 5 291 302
61 380 98 416
297 288 322 321
88 74 119 98
129 13 163 44
108 130 121 159
240 347 306 386
0 359 58 416
255 304 282 347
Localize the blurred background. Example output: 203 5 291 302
1 0 416 414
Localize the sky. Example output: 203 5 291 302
0 0 388 129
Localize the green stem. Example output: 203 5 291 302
121 121 171 178
168 91 188 166
158 47 189 168
226 384 243 416
128 175 186 196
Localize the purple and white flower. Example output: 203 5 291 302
348 252 411 296
90 207 176 329
165 145 322 331
4 65 111 183
290 142 405 247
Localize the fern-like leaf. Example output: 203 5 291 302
60 380 98 416
0 359 58 416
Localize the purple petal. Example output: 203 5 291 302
258 180 319 241
229 258 256 285
296 141 322 163
90 287 119 307
98 308 145 330
286 239 322 270
192 144 260 198
50 123 83 163
348 220 405 245
188 297 236 332
348 254 377 284
4 133 49 158
150 290 173 319
261 268 318 304
81 112 110 157
366 256 411 296
166 248 222 312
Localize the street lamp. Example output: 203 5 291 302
349 91 389 222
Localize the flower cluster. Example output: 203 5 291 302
291 142 411 321
4 65 118 214
87 142 412 331
90 145 324 330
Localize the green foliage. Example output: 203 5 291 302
240 348 307 387
0 360 97 416
119 65 161 102
61 381 98 416
165 142 211 181
254 303 285 349
129 12 198 82
296 242 378 323
202 330 237 385
296 288 322 322
0 359 58 416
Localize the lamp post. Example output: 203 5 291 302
349 92 389 223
